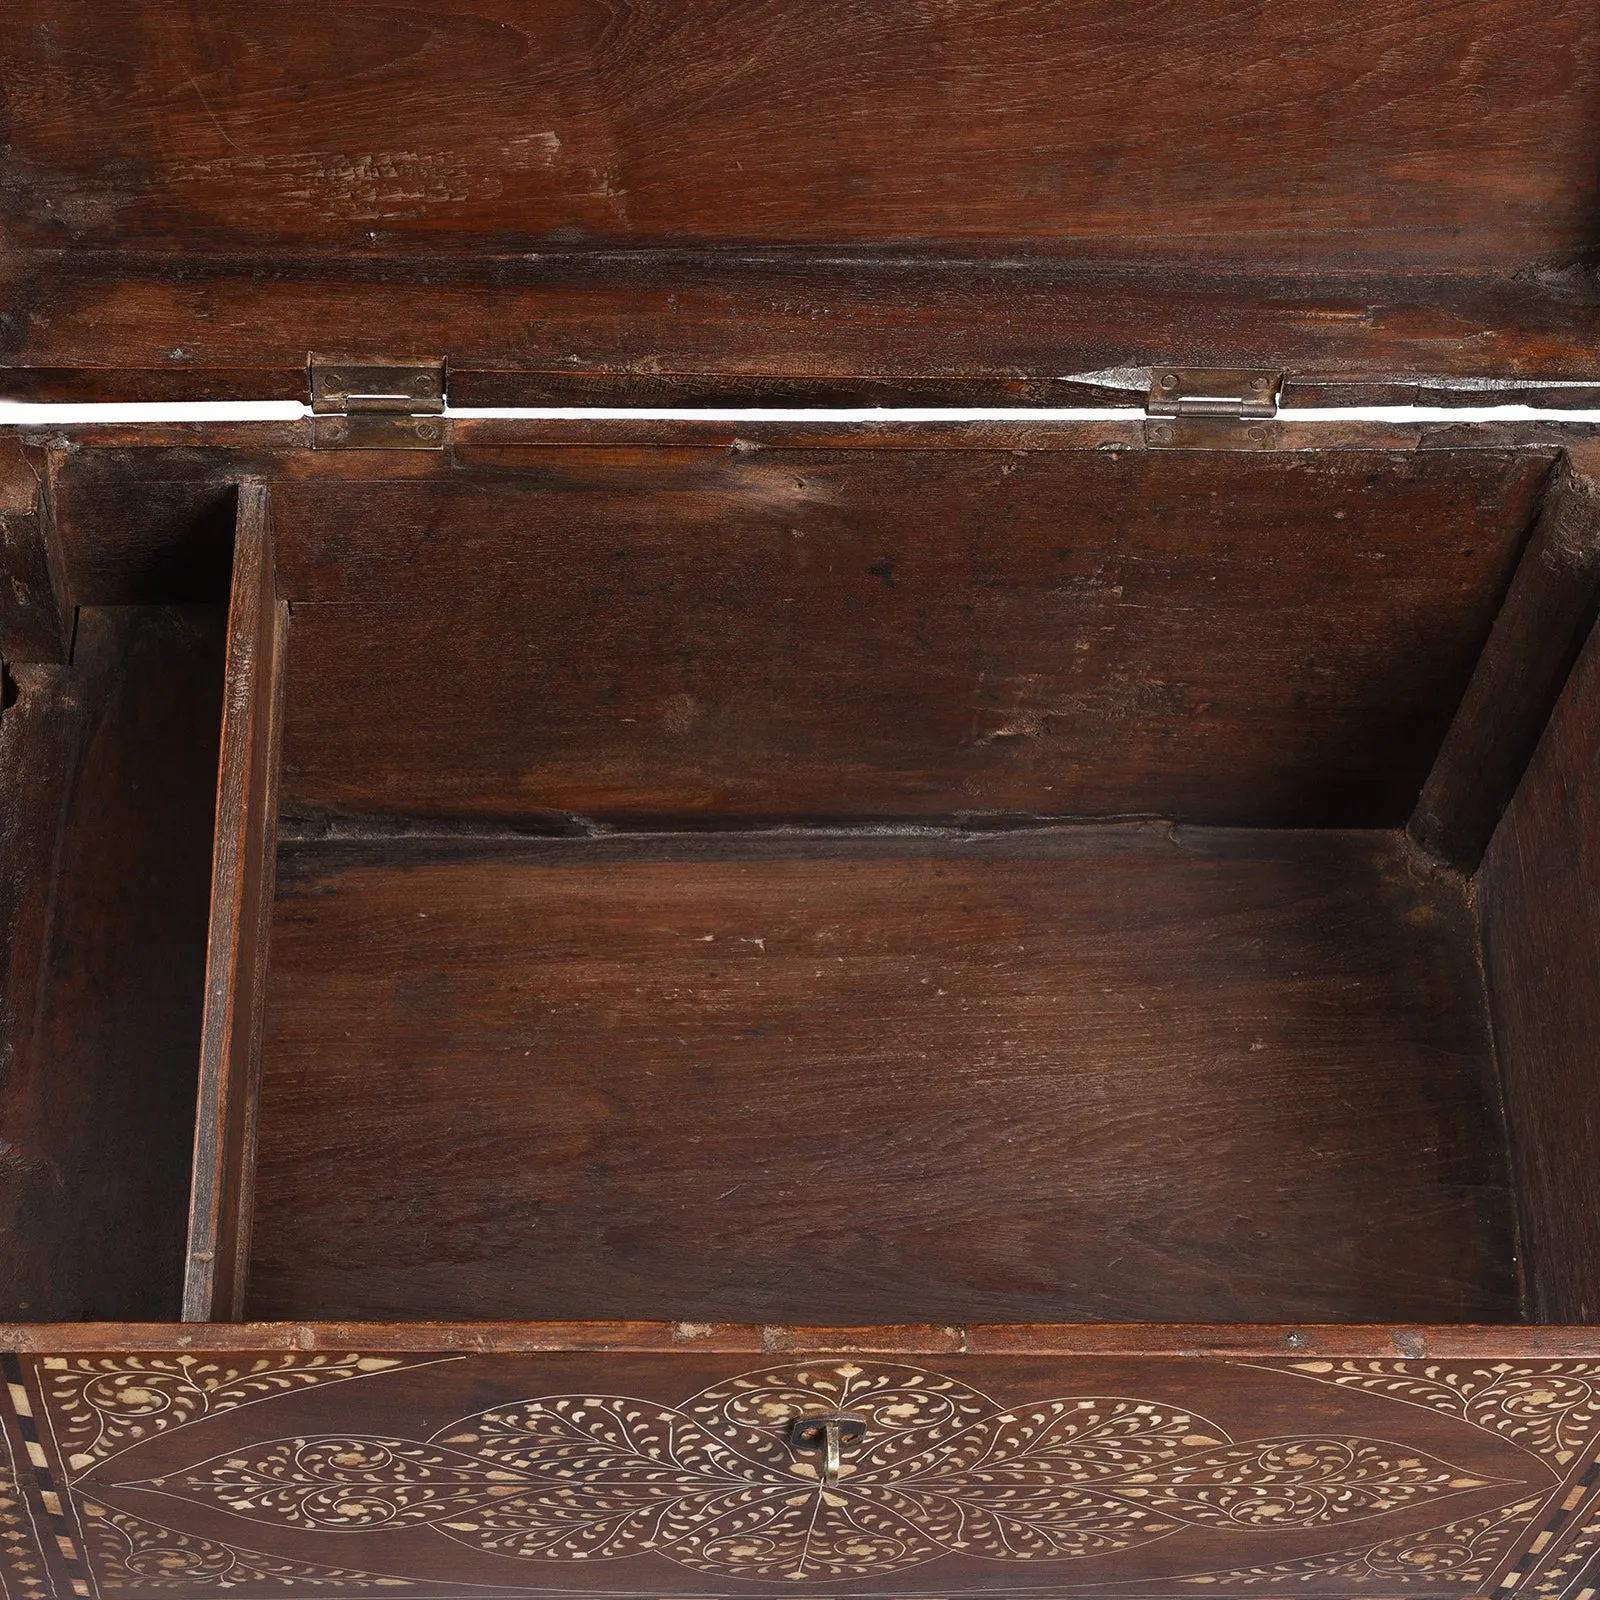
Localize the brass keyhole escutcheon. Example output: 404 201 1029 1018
787 1412 868 1486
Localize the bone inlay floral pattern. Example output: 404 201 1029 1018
42 1354 419 1474
1255 1361 1600 1466
116 1362 1506 1582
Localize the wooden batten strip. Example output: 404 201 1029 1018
182 482 287 1321
3 1320 1600 1358
1410 440 1600 869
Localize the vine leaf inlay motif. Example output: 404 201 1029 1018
1172 1495 1550 1587
120 1362 1510 1582
1257 1362 1600 1466
80 1501 413 1590
43 1355 418 1477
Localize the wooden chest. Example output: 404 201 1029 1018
3 3 1600 1595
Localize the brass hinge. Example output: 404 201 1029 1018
1145 368 1283 450
309 356 447 449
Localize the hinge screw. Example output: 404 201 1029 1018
411 375 437 397
415 419 442 442
1149 423 1174 444
321 417 348 441
319 371 344 393
1251 376 1271 391
1159 373 1179 390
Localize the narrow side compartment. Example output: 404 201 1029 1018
0 608 226 1318
182 482 288 1322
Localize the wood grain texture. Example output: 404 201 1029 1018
14 1320 1600 1357
7 261 1600 404
1413 445 1600 868
244 826 1515 1326
4 0 1596 265
0 608 225 1319
271 448 1548 828
16 418 1597 455
0 439 68 663
2 0 1599 394
1479 614 1600 1324
48 445 253 607
184 485 287 1322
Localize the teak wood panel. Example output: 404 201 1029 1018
0 608 224 1321
3 0 1594 266
9 425 1571 618
5 1340 1600 1596
271 447 1550 828
242 827 1515 1326
3 1 1600 394
1480 610 1600 1325
7 266 1600 406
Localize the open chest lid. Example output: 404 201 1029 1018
0 0 1597 407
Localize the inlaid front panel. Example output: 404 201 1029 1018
2 1349 1600 1597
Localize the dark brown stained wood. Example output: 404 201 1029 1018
6 1344 1598 1598
1479 614 1600 1324
14 417 1592 457
47 445 257 607
1413 445 1600 868
6 264 1600 406
445 416 1578 454
245 826 1514 1326
4 0 1595 266
184 485 287 1323
10 414 1580 566
0 438 67 662
0 607 224 1319
2 0 1600 396
18 1320 1600 1357
271 448 1548 828
0 425 1578 665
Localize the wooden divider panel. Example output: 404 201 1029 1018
183 484 288 1322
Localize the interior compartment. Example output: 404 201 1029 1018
0 604 226 1319
6 431 1596 1329
167 432 1600 1328
249 825 1512 1324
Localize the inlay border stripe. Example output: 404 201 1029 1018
1510 1447 1600 1597
0 1354 94 1599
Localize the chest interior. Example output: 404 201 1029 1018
2 0 1599 1341
5 421 1598 1332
